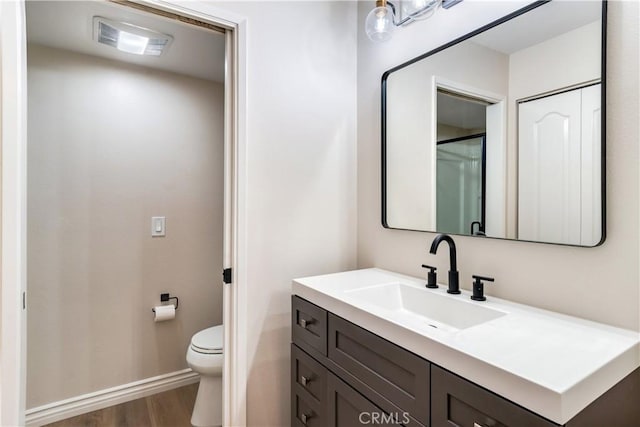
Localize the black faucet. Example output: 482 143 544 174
429 234 460 294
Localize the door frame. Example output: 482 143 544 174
0 2 28 425
0 1 249 425
431 76 507 237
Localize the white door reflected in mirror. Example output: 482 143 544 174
518 84 601 246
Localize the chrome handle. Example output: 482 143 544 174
301 375 311 386
299 318 314 328
301 412 313 425
474 423 485 427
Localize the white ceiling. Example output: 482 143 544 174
472 1 601 55
26 1 226 82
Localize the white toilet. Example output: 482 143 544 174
186 325 223 427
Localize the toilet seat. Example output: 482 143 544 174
190 325 223 355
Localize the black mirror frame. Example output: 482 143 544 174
381 0 607 247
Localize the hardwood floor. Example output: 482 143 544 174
44 383 199 427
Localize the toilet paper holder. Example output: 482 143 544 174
152 293 179 313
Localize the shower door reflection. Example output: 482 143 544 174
436 134 486 236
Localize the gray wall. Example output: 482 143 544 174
27 45 225 407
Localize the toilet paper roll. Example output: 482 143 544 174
153 304 176 322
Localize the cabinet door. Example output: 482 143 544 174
293 391 325 427
328 314 430 425
292 296 328 355
292 344 327 427
327 372 409 427
292 344 327 407
431 365 558 427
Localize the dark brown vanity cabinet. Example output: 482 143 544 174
327 372 402 427
292 343 396 427
292 295 328 356
291 295 639 427
431 365 555 427
292 296 423 427
328 314 430 425
292 344 327 427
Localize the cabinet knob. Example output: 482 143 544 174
300 375 312 386
301 412 313 425
299 318 314 329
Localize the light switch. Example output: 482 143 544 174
151 216 166 237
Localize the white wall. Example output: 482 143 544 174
26 45 225 407
385 62 433 230
509 20 601 99
385 41 508 230
358 0 640 332
206 2 358 426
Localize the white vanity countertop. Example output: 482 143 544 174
292 268 640 425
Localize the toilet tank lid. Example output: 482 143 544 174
191 325 223 351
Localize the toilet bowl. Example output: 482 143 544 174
186 325 223 427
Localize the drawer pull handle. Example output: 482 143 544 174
474 423 486 427
300 318 315 328
301 412 313 425
301 375 312 386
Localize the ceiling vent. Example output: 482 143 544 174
93 17 173 56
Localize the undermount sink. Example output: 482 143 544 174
345 282 506 332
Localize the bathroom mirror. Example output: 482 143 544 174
382 0 606 246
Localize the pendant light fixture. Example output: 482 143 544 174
365 0 396 42
365 0 462 42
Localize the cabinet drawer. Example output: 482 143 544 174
431 365 558 427
293 390 326 427
292 344 327 404
328 314 430 426
328 371 408 427
292 296 328 355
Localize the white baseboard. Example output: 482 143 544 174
25 368 200 427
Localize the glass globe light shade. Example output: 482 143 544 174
365 5 395 42
401 0 440 21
